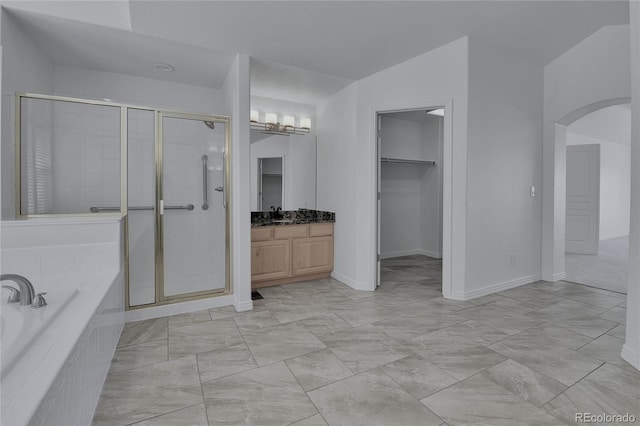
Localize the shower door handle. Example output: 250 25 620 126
202 155 209 211
222 152 226 209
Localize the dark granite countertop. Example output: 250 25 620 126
251 209 335 227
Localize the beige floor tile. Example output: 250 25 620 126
289 414 328 426
308 369 442 426
168 318 244 359
489 335 603 386
202 362 317 425
130 403 208 426
301 312 352 336
242 321 326 366
285 348 353 391
380 354 458 399
422 375 565 426
109 339 168 373
95 256 631 426
167 309 213 329
319 324 413 373
481 359 567 407
543 363 640 425
118 317 168 348
93 356 203 425
196 343 257 383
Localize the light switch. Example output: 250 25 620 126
530 186 536 197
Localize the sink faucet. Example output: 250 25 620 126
1 274 36 306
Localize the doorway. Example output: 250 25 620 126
564 104 631 294
376 108 444 294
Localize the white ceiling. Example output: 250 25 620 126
4 9 235 89
2 1 629 103
568 104 631 145
250 58 353 106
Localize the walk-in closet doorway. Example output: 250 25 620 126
375 107 445 295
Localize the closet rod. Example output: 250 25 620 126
380 157 436 166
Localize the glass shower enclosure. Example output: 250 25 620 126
127 111 229 306
17 94 230 309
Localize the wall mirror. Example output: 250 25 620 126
250 130 316 211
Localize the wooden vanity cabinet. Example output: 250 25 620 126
251 223 334 288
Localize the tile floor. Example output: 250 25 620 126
93 255 637 426
565 236 629 294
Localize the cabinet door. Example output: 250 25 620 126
251 240 291 282
292 236 334 276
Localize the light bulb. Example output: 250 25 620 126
283 115 295 127
265 113 278 124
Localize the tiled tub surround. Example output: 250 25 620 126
94 255 637 425
251 209 335 226
1 218 125 426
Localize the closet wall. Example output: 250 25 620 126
380 113 443 258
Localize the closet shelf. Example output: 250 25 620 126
380 157 436 166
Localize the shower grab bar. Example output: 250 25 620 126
90 204 194 213
201 155 209 211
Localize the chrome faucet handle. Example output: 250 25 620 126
32 292 47 308
2 285 21 303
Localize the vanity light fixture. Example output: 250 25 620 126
250 112 311 136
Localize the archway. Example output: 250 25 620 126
542 97 630 282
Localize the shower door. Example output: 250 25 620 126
127 110 229 308
158 113 228 301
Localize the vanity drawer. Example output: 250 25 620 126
251 227 272 241
309 223 333 237
274 225 308 240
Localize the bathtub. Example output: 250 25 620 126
1 287 79 379
1 218 124 426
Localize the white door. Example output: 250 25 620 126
566 144 600 254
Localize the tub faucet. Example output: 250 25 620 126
1 274 36 306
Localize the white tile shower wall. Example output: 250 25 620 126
29 271 124 426
160 117 226 297
127 109 156 306
1 12 55 219
51 101 121 214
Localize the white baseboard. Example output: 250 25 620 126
331 271 373 291
234 298 253 312
552 272 566 282
455 274 542 301
380 249 442 259
125 295 235 322
621 343 640 371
